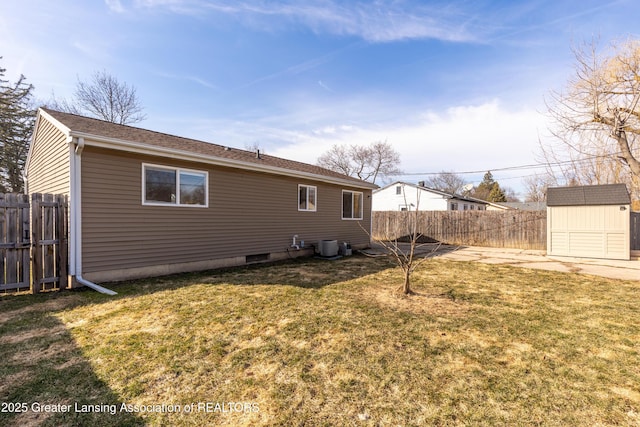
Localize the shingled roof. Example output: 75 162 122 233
546 184 630 207
40 108 377 189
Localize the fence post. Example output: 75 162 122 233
57 195 68 290
20 194 30 290
31 193 42 294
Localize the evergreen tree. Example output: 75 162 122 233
473 171 508 202
0 62 35 193
488 183 507 202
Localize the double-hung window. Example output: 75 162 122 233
298 185 317 211
143 164 208 207
342 190 363 220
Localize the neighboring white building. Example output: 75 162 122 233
373 181 488 211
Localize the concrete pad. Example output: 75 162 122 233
369 242 639 281
438 246 640 281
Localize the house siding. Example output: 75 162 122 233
80 147 372 280
26 117 70 195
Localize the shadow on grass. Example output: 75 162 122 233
0 294 144 427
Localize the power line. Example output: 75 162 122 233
390 151 631 177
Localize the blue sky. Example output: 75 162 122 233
2 0 639 196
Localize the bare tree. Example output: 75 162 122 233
244 141 264 154
544 37 640 199
366 187 440 295
317 140 401 184
422 171 468 194
522 175 549 202
48 70 146 125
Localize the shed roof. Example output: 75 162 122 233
546 184 630 207
36 108 377 189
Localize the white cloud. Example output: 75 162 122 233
129 0 482 43
164 99 548 190
265 100 546 176
105 0 125 13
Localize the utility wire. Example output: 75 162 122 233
390 150 633 177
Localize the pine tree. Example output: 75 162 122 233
472 171 496 201
488 183 507 202
473 171 508 202
0 62 35 193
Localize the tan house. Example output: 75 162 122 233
26 108 377 288
547 184 631 260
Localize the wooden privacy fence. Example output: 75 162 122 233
372 210 548 250
0 193 68 293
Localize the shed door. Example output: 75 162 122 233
547 205 630 260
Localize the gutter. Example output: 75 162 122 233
70 136 117 296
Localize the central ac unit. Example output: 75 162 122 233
319 239 339 257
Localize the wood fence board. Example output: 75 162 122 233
0 195 30 292
30 193 68 293
57 195 68 288
31 194 43 294
43 195 55 284
632 212 640 251
372 210 548 250
6 201 18 285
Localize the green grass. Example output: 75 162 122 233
1 255 639 426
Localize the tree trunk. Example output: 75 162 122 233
401 268 412 295
615 130 640 179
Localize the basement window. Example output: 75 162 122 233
143 163 208 207
246 253 270 263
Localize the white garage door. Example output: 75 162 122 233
548 205 630 260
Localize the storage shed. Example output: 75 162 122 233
547 184 631 260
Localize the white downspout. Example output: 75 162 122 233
70 137 117 295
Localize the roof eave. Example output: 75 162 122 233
70 130 378 190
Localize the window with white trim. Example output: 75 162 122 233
342 190 363 220
143 164 208 207
298 185 317 211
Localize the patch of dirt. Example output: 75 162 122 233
11 408 53 427
611 386 640 403
53 356 85 371
560 262 582 273
0 295 84 325
0 371 30 395
0 325 66 345
371 286 469 316
9 341 78 366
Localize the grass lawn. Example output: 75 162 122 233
1 254 639 426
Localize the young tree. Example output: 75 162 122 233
0 62 35 193
367 187 439 295
317 140 401 184
49 70 146 125
544 38 640 199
